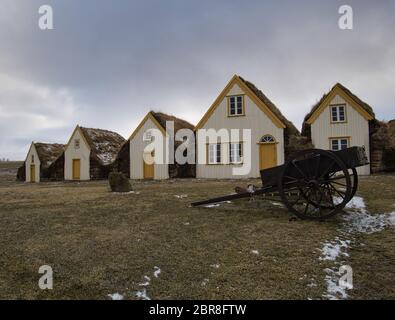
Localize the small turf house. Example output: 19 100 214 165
24 142 65 182
116 111 195 180
302 83 375 175
64 125 125 180
195 75 301 179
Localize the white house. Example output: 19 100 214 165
195 75 299 179
302 83 375 175
24 142 65 183
64 125 125 180
122 111 195 180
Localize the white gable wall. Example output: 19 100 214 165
64 129 91 180
310 94 371 175
197 83 284 179
25 144 41 182
130 117 169 180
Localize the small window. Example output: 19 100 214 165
31 155 34 163
331 138 349 151
331 105 346 123
228 95 244 116
144 130 153 142
260 135 275 143
229 143 242 164
74 139 80 149
208 143 221 164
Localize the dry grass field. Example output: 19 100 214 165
0 162 394 300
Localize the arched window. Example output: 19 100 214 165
260 135 276 143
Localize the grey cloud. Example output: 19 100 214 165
0 0 394 159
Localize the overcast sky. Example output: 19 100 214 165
0 0 394 160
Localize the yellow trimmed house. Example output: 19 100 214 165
116 111 195 180
24 142 65 182
64 125 125 180
195 75 300 179
302 83 375 175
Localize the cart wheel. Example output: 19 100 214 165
278 149 352 220
301 167 358 209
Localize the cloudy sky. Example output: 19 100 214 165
0 0 394 160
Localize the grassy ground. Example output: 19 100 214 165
0 163 394 300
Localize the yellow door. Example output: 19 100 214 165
30 165 36 183
143 161 154 179
143 151 154 179
259 144 277 170
72 159 81 180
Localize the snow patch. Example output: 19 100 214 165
135 267 161 300
201 278 209 286
319 238 350 261
136 288 151 300
174 194 188 199
154 266 161 278
251 250 259 255
108 293 124 300
318 196 395 300
203 201 232 208
210 264 220 269
111 190 140 195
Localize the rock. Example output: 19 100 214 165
109 172 132 192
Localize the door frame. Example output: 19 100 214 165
143 150 155 180
30 164 36 183
72 159 81 180
258 135 278 171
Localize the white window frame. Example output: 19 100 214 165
330 104 346 123
229 142 243 164
208 143 221 164
228 95 244 116
330 138 349 151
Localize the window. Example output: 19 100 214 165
31 155 34 163
228 95 244 116
144 130 153 142
331 104 346 122
260 135 275 143
74 139 80 149
208 143 221 164
331 138 349 151
229 143 242 164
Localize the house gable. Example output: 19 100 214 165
64 125 91 180
129 112 167 141
65 125 91 153
25 143 41 182
305 84 374 125
129 113 169 180
195 75 286 130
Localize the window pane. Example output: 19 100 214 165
229 144 234 163
237 102 243 114
230 97 236 115
331 140 339 150
341 139 348 149
216 143 221 163
209 145 214 163
331 107 338 122
339 106 345 121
